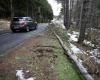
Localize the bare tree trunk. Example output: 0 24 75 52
10 0 14 19
64 0 69 29
26 0 29 17
78 0 93 43
78 0 84 43
75 0 82 28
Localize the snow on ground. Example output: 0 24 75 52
68 31 100 63
70 39 100 63
67 45 94 80
83 40 95 48
83 40 100 63
70 43 83 54
89 49 100 63
67 31 79 42
89 49 100 57
51 18 66 29
16 70 36 80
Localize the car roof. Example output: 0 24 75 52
13 17 32 19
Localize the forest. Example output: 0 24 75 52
57 0 100 52
0 0 53 22
54 0 100 79
0 0 100 80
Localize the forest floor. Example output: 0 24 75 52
0 26 85 80
67 29 100 80
50 21 100 80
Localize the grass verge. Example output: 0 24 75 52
47 25 85 80
52 38 85 80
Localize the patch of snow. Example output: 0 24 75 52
70 42 100 64
27 77 36 80
68 33 78 42
89 49 100 57
61 24 66 29
26 70 30 73
16 70 36 80
97 59 100 64
72 31 79 35
68 31 79 42
16 70 25 80
89 49 100 64
71 53 78 60
93 49 100 57
71 35 78 42
67 48 94 80
79 59 83 63
84 40 95 47
55 20 66 29
70 43 82 54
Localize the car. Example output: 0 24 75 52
10 17 37 32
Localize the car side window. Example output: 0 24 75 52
25 18 28 21
28 18 32 21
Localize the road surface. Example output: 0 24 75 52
0 23 48 54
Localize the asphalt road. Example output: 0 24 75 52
0 23 48 54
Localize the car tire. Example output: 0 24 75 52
34 25 37 30
26 26 30 32
35 26 37 30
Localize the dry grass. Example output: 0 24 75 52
0 25 85 80
0 20 10 31
0 32 58 80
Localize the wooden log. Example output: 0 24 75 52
54 32 94 80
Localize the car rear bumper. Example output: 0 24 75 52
10 25 27 31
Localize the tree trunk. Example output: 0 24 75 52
78 0 93 43
10 0 14 19
64 0 69 29
78 0 84 43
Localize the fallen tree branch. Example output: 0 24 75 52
54 31 94 80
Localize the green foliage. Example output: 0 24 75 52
97 0 100 16
0 0 53 22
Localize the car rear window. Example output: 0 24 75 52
12 17 33 21
12 18 23 21
25 17 32 21
12 18 19 21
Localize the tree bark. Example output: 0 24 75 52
10 0 14 19
64 0 69 29
78 0 93 43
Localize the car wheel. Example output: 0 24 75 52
26 26 29 32
34 25 37 30
35 26 37 30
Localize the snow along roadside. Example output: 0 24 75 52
67 31 100 64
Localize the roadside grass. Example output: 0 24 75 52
15 54 33 61
52 40 85 80
48 23 85 80
0 76 5 80
0 24 85 80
